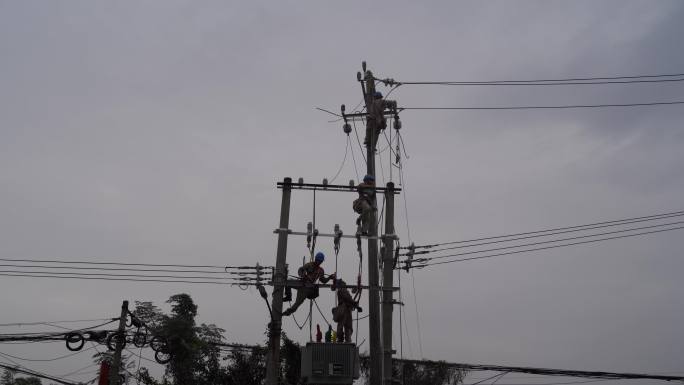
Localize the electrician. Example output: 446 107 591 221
282 252 335 316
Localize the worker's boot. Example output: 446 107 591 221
283 287 292 302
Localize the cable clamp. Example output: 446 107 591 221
273 228 292 234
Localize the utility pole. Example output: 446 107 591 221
361 62 383 385
382 182 396 384
110 300 128 385
266 177 293 385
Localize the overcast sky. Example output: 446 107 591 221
1 1 683 384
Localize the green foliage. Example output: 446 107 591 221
131 293 305 385
133 301 164 329
280 334 301 385
0 372 42 385
13 377 41 385
0 370 14 385
224 349 265 385
360 358 467 385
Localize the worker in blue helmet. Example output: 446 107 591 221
353 175 376 235
282 252 335 316
364 90 390 146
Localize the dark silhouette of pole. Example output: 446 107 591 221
266 177 293 385
382 182 396 384
361 62 383 385
110 300 128 385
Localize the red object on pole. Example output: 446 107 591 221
98 361 110 385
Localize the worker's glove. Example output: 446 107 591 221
356 306 363 313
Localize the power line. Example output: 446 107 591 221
410 225 684 268
400 101 684 111
0 318 114 327
328 135 350 184
0 269 259 281
387 78 684 86
390 358 684 382
0 345 97 362
468 372 508 385
405 214 684 256
400 214 684 255
0 263 261 275
377 72 684 85
0 257 256 270
0 319 118 338
406 210 684 249
0 273 255 286
407 220 684 262
0 362 81 385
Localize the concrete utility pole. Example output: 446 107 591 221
266 177 293 385
110 300 128 385
361 62 383 385
382 182 396 384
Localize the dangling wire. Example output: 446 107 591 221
349 136 361 182
329 136 350 184
351 119 367 164
290 301 312 330
310 190 318 261
388 117 393 182
313 299 331 327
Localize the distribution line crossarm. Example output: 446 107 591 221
276 181 401 193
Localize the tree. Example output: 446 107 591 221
360 358 467 385
130 293 300 385
0 370 13 385
163 294 201 385
13 377 42 385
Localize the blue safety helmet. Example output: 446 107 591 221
314 252 325 263
373 91 383 99
363 174 375 183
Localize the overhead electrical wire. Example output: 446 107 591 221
0 269 260 282
328 135 350 184
0 273 257 286
0 319 118 337
0 257 261 270
351 119 367 164
404 213 684 256
399 101 684 111
0 264 262 275
376 72 684 86
405 220 684 261
0 318 114 327
0 362 80 385
388 358 684 382
408 225 684 269
0 345 97 362
406 210 684 250
387 78 684 86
